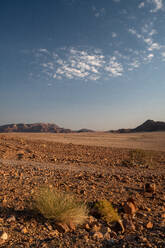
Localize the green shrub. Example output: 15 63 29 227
32 187 88 226
94 199 120 223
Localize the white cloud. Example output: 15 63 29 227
47 62 54 70
95 12 100 18
77 61 91 71
39 48 106 81
32 28 165 83
129 60 140 69
139 2 145 8
149 29 157 36
129 26 161 53
112 32 117 38
57 59 64 65
148 42 161 51
128 28 142 39
138 0 163 13
151 0 163 12
105 57 123 77
92 7 105 18
61 65 89 78
144 38 153 45
88 75 100 81
147 53 154 59
161 52 165 61
38 48 49 54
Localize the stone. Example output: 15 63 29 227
146 222 153 229
93 231 103 239
161 213 165 219
85 223 90 231
21 227 28 234
17 151 24 159
104 232 111 240
2 196 7 206
0 231 8 240
50 157 57 162
145 183 156 193
123 198 137 217
88 215 96 224
91 224 101 232
7 215 16 222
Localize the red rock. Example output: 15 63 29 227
123 198 137 216
146 222 153 229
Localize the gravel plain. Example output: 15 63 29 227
0 133 165 247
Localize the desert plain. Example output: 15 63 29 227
0 132 165 247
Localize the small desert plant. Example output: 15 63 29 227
93 199 121 223
32 187 88 226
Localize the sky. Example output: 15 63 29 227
0 0 165 130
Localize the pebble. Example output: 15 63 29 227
123 198 137 217
7 215 16 222
104 232 111 240
0 231 8 240
85 223 90 231
88 216 96 224
21 227 28 234
146 222 153 229
161 213 165 219
91 224 101 232
93 231 103 239
145 183 156 193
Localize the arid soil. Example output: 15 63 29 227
0 133 165 247
1 131 165 151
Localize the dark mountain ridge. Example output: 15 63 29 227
109 120 165 133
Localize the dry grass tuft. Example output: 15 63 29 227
123 149 155 167
94 199 121 223
32 187 88 226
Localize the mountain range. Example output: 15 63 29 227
0 120 165 133
0 123 71 133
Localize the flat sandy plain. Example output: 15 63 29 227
1 131 165 151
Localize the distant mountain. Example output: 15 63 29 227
109 120 165 133
133 120 165 132
1 120 164 134
0 123 72 133
77 128 95 133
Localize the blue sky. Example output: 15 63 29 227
0 0 165 130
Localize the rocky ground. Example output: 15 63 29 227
0 135 165 247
